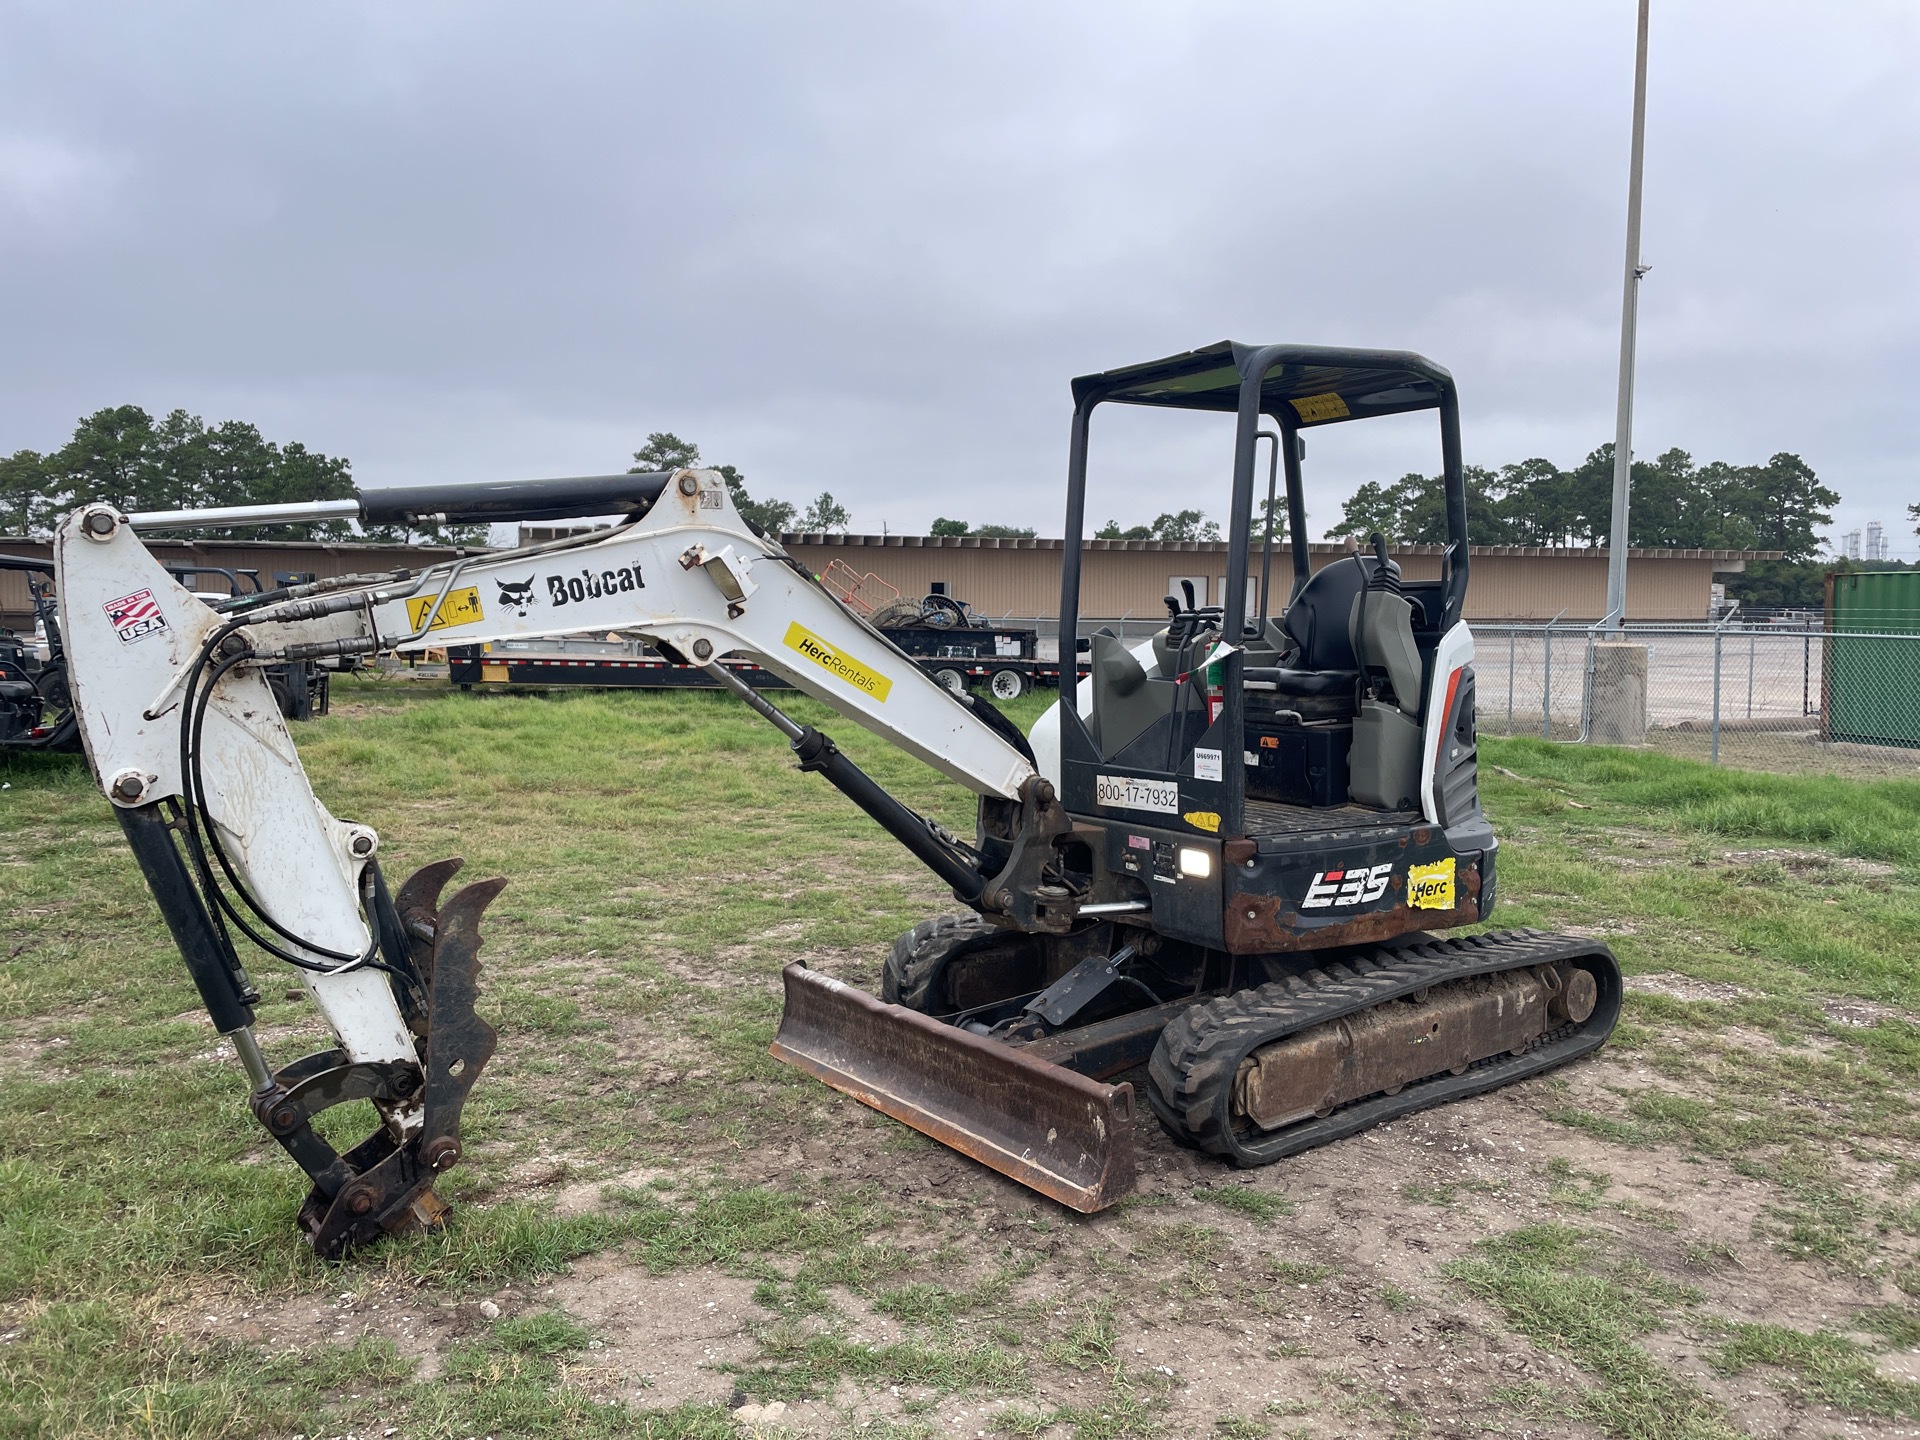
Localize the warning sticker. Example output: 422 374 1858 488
406 586 485 632
784 621 893 702
104 589 168 645
1096 774 1179 814
1290 392 1351 424
1183 810 1220 833
1408 857 1457 910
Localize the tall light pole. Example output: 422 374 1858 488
1602 0 1652 633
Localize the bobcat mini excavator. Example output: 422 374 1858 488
55 342 1619 1257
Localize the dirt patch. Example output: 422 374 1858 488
547 1256 762 1407
1626 972 1758 1004
1720 847 1899 880
1824 996 1920 1028
160 1281 462 1381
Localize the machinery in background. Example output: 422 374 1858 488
49 342 1619 1258
445 614 1055 701
0 555 80 753
163 566 340 721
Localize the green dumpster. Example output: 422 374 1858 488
1825 570 1920 749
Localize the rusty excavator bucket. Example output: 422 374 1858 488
770 964 1137 1211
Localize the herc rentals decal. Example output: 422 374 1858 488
1301 863 1393 909
103 589 168 645
1407 857 1457 910
783 622 893 701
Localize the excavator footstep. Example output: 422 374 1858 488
770 963 1135 1213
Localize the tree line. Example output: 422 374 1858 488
1326 444 1843 608
1328 444 1837 561
0 413 850 544
0 404 431 541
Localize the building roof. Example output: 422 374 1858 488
775 533 1781 562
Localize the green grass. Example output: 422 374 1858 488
1709 1318 1920 1419
7 680 1920 1433
1195 1185 1295 1222
1482 736 1920 867
1449 1225 1738 1440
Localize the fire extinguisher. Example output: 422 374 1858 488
1204 647 1225 725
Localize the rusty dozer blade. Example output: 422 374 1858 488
770 963 1136 1212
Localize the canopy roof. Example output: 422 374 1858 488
1070 341 1453 428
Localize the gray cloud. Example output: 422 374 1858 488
2 1 1915 550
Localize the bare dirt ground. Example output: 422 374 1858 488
141 1021 1920 1440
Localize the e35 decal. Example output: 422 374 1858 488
1301 863 1393 910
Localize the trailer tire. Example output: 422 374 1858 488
989 668 1028 700
932 667 968 695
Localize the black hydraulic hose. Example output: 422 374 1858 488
174 630 397 977
790 727 986 902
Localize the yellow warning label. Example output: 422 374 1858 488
784 621 893 702
1291 392 1351 424
405 585 484 632
1183 811 1220 833
480 662 510 683
1408 857 1457 910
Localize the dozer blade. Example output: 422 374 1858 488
771 963 1136 1212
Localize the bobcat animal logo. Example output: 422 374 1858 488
495 578 537 617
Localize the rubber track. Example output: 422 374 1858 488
1146 928 1623 1166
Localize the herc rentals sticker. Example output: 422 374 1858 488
1096 775 1179 814
405 586 485 632
784 622 892 701
1407 857 1457 910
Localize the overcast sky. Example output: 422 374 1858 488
2 2 1915 552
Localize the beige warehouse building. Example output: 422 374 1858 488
781 534 1764 625
2 531 1764 636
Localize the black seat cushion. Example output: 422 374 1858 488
0 680 37 702
1254 666 1359 698
1246 666 1360 720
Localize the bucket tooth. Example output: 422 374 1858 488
770 963 1135 1212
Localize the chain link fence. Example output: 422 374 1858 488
1476 621 1920 777
1037 613 1920 777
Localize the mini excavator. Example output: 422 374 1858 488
55 343 1619 1257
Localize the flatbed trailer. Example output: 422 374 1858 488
446 635 1085 698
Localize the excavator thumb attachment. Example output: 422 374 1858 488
270 862 504 1260
770 963 1136 1212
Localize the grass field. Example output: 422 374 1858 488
5 677 1920 1439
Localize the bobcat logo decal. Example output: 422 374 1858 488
495 578 538 617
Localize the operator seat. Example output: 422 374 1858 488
1245 553 1397 719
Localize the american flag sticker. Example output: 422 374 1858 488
103 589 169 645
